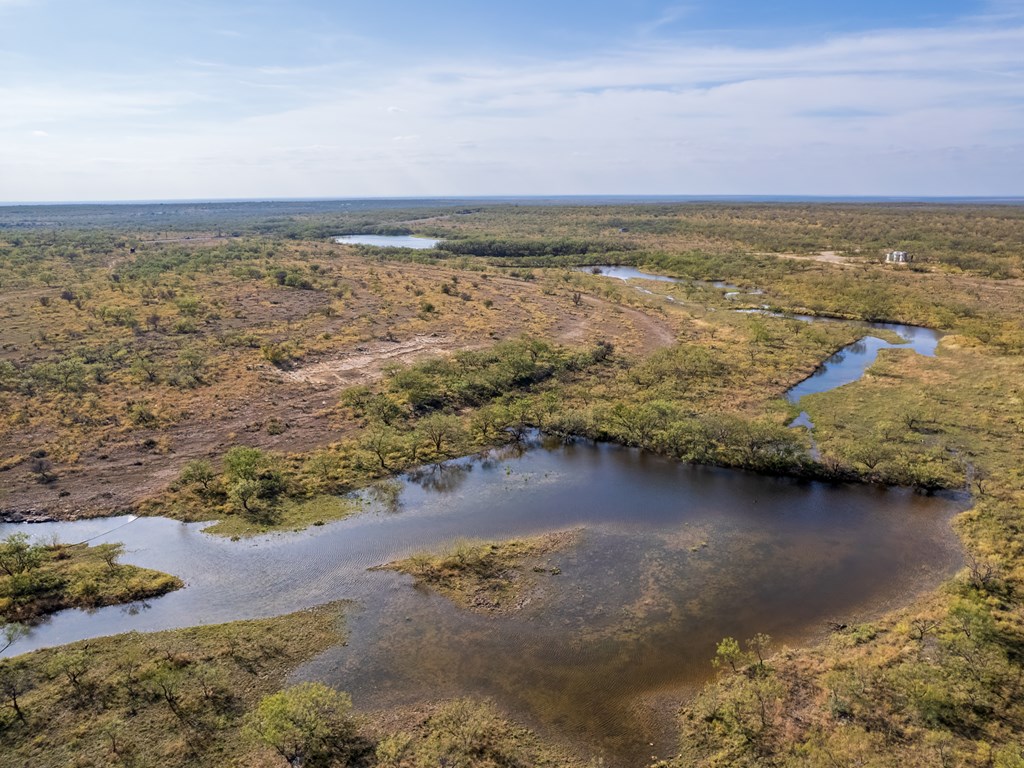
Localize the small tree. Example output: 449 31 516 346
46 649 93 699
245 682 356 767
28 456 55 484
0 534 44 577
223 447 285 521
1 622 27 655
0 660 34 726
417 413 465 456
179 459 217 494
223 446 271 484
95 542 125 571
713 636 748 674
304 451 342 493
362 426 401 470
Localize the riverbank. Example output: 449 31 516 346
0 604 349 767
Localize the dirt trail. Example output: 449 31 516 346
283 335 461 387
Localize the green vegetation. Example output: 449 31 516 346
147 336 614 533
244 682 359 767
0 533 181 623
200 495 356 538
0 604 348 768
421 202 1024 278
380 531 579 615
384 337 607 412
375 698 572 767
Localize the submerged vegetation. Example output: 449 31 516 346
0 603 573 768
2 200 1024 766
380 530 579 615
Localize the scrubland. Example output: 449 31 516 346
2 201 1023 766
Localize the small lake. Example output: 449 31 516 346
1 439 965 765
334 234 441 249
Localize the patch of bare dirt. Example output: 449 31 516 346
282 334 460 387
551 294 676 354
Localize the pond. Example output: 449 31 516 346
334 234 441 249
1 438 965 765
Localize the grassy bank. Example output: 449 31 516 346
0 535 181 624
0 604 348 767
658 341 1024 767
0 602 578 768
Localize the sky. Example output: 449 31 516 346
1 0 1022 201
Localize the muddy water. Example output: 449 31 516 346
334 234 441 249
1 438 965 765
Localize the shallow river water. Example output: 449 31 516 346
2 438 965 764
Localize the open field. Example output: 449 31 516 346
0 235 678 525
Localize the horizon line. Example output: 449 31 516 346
3 194 1024 207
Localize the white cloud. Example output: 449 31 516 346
1 17 1022 199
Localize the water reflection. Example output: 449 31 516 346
785 323 941 403
406 462 473 494
1 440 965 765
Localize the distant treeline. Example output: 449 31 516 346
436 236 636 259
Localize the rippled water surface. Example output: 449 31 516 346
1 439 965 765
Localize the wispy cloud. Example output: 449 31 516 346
1 13 1022 199
636 4 695 36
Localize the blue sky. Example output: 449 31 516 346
1 0 1022 200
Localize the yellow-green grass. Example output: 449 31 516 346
380 530 580 614
1 541 182 623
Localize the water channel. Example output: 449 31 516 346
1 442 964 762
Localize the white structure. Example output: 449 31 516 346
885 250 912 263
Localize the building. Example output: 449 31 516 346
885 250 912 263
